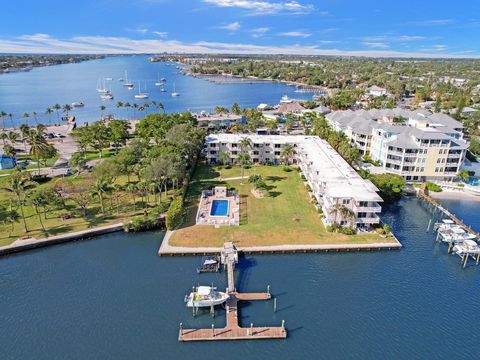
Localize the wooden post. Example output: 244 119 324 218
274 298 277 313
427 219 432 232
180 323 183 336
282 320 285 333
211 324 215 337
463 254 468 268
267 285 270 295
250 323 253 336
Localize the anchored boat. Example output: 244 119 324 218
184 286 228 308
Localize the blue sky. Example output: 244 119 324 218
1 0 479 57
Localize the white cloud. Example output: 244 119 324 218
203 0 314 15
152 31 168 38
363 35 427 42
216 22 242 31
250 27 270 38
408 19 453 26
362 42 389 49
278 31 311 37
133 26 149 34
1 33 478 59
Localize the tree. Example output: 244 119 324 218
22 112 30 125
7 131 18 146
107 120 130 153
28 190 48 232
231 102 241 115
126 183 138 210
280 144 296 165
45 108 54 125
235 152 251 183
99 105 106 118
62 104 72 116
92 178 112 214
248 174 267 190
90 122 110 157
144 156 171 204
0 206 20 237
52 104 62 123
70 126 92 157
239 137 252 154
329 202 354 226
458 170 470 181
368 173 406 203
26 129 52 174
3 171 36 233
219 150 230 166
0 131 7 145
4 144 15 158
69 152 88 175
58 179 92 217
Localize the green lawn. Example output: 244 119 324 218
0 174 172 247
170 164 392 247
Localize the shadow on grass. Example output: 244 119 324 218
239 194 248 225
268 191 282 198
265 176 287 182
45 225 75 236
192 164 221 182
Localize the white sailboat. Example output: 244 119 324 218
96 78 108 93
134 81 149 99
184 286 229 308
171 82 180 97
101 91 114 100
155 73 162 86
123 71 134 89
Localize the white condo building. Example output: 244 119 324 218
204 134 383 230
326 108 469 182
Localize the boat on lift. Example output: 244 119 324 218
184 286 229 308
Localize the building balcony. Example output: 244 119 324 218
354 205 382 213
356 215 380 224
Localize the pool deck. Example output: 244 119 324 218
196 189 240 226
159 230 402 256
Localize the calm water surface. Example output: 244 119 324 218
1 197 480 359
0 56 313 127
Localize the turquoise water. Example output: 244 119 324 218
1 197 480 359
0 56 313 127
466 177 479 186
210 199 229 216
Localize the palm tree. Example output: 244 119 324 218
239 137 252 154
124 102 132 118
8 131 18 145
0 111 6 129
157 102 165 113
280 144 296 165
62 104 72 116
116 101 124 109
127 183 138 210
45 108 53 126
8 113 14 128
329 202 355 227
3 171 36 233
27 130 50 174
219 150 230 166
0 207 20 237
28 191 47 233
235 152 251 183
52 104 62 124
22 112 29 126
92 179 112 214
32 111 38 125
231 102 241 115
19 124 30 152
132 103 138 118
1 131 8 145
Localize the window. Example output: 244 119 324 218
274 144 281 148
342 199 350 205
232 144 238 148
253 151 259 155
274 151 281 156
232 151 238 155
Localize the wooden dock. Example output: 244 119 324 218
418 185 480 239
179 243 287 342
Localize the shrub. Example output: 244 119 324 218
305 184 312 192
326 225 335 232
339 227 356 235
166 196 185 230
301 174 306 181
426 181 442 192
283 166 292 172
382 224 391 234
375 228 386 235
317 207 323 214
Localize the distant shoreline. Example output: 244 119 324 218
430 189 480 202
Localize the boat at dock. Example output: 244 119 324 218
196 256 220 273
184 286 229 308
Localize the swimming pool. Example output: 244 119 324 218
466 177 480 186
210 200 229 217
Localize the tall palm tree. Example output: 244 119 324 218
127 183 138 210
28 191 47 233
329 202 355 227
239 137 252 154
52 104 62 124
8 113 14 128
32 111 38 125
132 103 138 118
19 124 30 152
1 131 8 145
27 129 49 174
62 104 72 117
280 144 296 165
235 152 251 183
3 171 36 233
22 112 29 126
45 108 53 126
7 131 18 145
0 111 6 129
92 179 112 214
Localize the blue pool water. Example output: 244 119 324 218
466 177 480 186
210 200 229 217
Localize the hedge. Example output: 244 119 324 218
166 196 185 230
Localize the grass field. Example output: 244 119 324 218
169 164 392 247
0 173 172 247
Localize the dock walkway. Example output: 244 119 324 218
179 243 286 342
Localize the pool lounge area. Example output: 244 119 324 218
196 187 240 227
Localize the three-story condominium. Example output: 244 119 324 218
326 108 469 182
204 134 383 230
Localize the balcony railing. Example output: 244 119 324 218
356 215 380 224
354 205 382 212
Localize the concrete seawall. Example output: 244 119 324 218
0 223 124 256
158 230 402 256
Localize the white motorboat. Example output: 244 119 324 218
280 95 292 103
71 102 84 108
184 286 229 308
160 86 166 92
105 77 113 81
